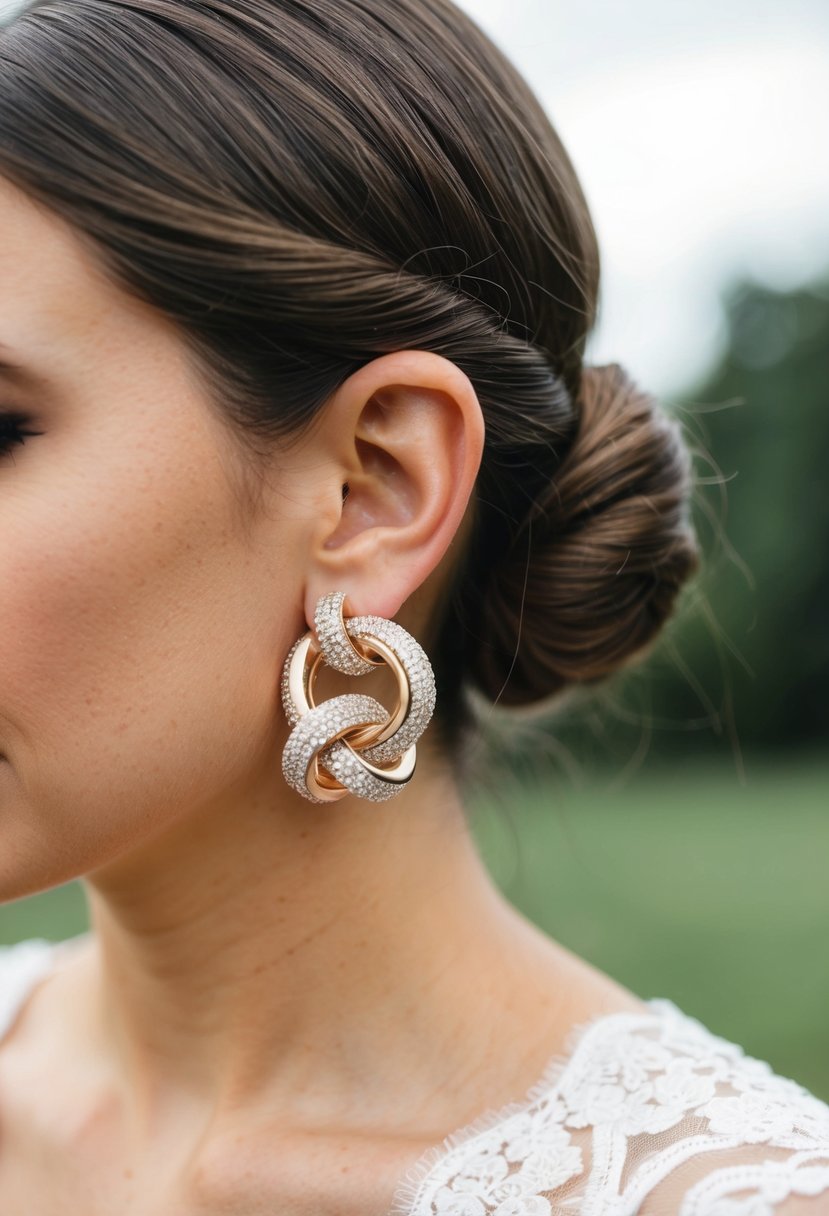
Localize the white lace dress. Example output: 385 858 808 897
2 935 829 1215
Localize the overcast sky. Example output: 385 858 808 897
1 0 826 398
457 0 829 397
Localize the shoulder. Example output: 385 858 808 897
0 933 92 1046
0 937 58 1040
401 998 829 1216
576 998 829 1215
0 935 57 999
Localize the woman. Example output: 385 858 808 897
0 1 827 1212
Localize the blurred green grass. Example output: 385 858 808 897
2 752 827 1100
469 749 829 1102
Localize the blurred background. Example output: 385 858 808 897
1 0 828 1097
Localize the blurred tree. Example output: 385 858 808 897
658 271 829 757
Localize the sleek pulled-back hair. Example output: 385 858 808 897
0 0 701 757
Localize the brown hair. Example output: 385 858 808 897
0 0 700 757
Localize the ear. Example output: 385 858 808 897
303 350 485 628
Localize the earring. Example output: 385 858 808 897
280 591 436 804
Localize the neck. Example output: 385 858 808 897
77 737 559 1141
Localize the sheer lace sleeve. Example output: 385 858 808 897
391 999 829 1216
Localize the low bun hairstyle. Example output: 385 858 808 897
0 0 701 756
457 362 700 714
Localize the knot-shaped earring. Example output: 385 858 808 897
280 591 436 804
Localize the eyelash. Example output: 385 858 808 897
0 412 44 457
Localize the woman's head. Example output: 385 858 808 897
0 0 700 889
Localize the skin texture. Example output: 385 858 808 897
0 173 646 1213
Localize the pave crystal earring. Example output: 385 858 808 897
280 591 437 804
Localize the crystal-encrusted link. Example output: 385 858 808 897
317 737 413 803
343 615 436 765
281 693 390 804
314 591 375 676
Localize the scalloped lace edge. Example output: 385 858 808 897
385 996 680 1216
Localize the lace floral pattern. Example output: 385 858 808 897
389 1000 829 1216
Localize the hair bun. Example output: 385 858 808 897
473 361 701 709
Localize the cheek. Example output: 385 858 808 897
0 423 293 895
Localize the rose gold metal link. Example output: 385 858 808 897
288 621 415 798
